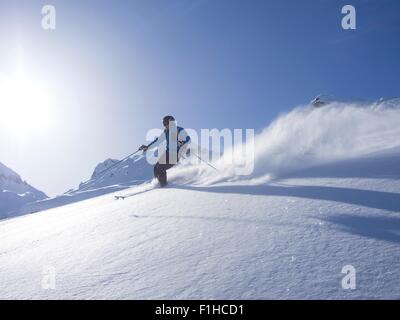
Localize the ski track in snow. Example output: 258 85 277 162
0 101 400 299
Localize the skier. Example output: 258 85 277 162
139 116 191 187
312 96 328 108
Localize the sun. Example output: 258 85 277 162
0 74 51 137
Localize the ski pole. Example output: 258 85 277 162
192 150 218 171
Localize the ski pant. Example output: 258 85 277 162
154 152 177 187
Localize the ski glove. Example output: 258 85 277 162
139 145 149 152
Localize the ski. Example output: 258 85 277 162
114 181 160 200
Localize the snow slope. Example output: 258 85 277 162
0 162 47 218
0 101 399 299
0 153 399 299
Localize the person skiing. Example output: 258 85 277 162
312 96 328 108
139 115 191 187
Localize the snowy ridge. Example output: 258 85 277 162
77 154 153 192
91 158 120 179
0 162 47 218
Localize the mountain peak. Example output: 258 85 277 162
0 161 22 181
0 161 47 219
91 158 119 179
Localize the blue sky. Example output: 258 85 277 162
0 0 399 195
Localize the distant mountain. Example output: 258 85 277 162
77 155 153 192
0 162 47 218
91 158 120 179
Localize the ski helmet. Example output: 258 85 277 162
162 115 175 126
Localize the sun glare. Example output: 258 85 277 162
0 75 51 137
